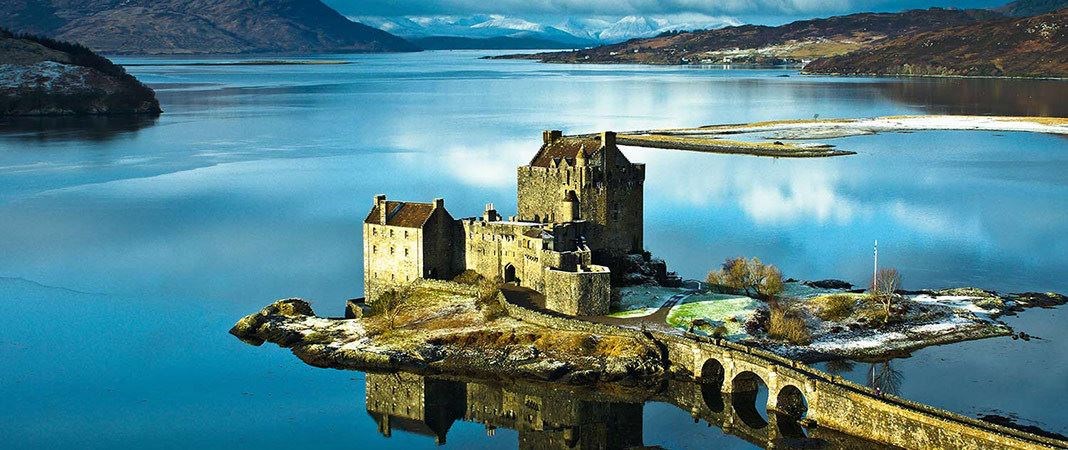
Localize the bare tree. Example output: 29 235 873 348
707 257 784 300
870 268 901 323
373 284 413 330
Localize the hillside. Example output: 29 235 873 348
997 0 1068 16
803 10 1068 78
0 0 417 54
0 29 160 115
492 8 1002 65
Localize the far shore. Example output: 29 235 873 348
121 60 352 67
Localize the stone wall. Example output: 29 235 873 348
543 265 611 316
364 222 424 303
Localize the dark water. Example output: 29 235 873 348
1 51 1065 448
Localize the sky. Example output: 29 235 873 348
325 0 1009 25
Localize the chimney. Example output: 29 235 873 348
600 131 616 147
432 198 444 209
375 194 387 224
543 130 562 144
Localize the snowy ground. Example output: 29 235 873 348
609 285 690 318
665 115 1068 138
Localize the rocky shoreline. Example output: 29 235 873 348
231 296 666 386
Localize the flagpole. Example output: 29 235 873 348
873 240 878 292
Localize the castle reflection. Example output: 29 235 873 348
363 372 890 449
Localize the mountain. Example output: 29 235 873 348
356 14 737 49
803 9 1068 78
412 36 585 51
493 8 1003 65
0 0 417 54
996 0 1068 16
0 28 160 115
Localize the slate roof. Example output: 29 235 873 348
529 136 601 168
365 201 436 228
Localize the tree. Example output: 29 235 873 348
870 268 901 323
372 285 413 331
706 257 784 300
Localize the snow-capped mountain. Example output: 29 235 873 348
353 14 738 46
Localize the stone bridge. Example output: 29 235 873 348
654 332 1067 450
494 287 1067 449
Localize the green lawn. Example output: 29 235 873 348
666 294 760 339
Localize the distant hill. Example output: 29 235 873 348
0 28 160 115
996 0 1068 16
412 36 586 50
0 0 417 54
492 8 1003 65
803 9 1068 78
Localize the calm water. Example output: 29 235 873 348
1 51 1065 448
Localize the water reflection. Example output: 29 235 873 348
871 77 1068 117
867 361 904 397
362 371 888 449
0 114 158 142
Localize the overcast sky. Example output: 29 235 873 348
325 0 1008 24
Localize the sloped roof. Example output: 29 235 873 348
365 201 436 228
529 136 601 168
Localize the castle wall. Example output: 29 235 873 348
364 223 424 302
543 266 611 316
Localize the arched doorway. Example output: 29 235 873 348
730 371 769 429
504 264 518 284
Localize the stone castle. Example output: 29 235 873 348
363 130 659 316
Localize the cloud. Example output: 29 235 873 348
326 0 1001 18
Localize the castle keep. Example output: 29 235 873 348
363 131 646 316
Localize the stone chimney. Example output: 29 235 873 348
483 203 500 222
600 131 616 147
543 130 562 144
432 198 444 210
375 194 387 224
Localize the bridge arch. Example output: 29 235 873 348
730 371 769 429
698 358 725 389
775 384 809 421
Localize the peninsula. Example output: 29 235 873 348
0 29 160 116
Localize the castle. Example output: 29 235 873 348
363 130 649 316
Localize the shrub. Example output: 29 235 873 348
711 325 729 339
768 306 812 345
817 294 857 321
706 256 784 300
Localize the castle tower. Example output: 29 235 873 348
517 130 645 265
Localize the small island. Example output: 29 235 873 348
0 29 161 116
234 129 1067 449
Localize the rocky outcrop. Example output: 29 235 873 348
0 29 160 116
230 297 666 386
1 0 417 54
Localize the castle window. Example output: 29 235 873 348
404 248 409 257
373 245 377 253
372 228 377 236
404 230 409 238
390 229 394 237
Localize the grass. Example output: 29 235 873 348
768 306 812 345
812 293 860 321
666 295 759 338
430 328 653 359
